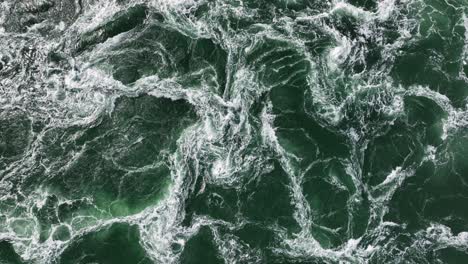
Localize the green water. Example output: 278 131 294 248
1 0 468 263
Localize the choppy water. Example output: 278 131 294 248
1 0 468 263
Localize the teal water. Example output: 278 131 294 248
1 0 468 263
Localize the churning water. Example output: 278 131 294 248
1 0 468 263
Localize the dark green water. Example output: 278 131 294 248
1 0 468 263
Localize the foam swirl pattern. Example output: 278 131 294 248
1 0 468 263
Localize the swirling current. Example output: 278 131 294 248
1 0 468 263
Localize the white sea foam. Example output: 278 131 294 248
1 0 465 262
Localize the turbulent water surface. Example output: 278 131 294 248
1 0 468 263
